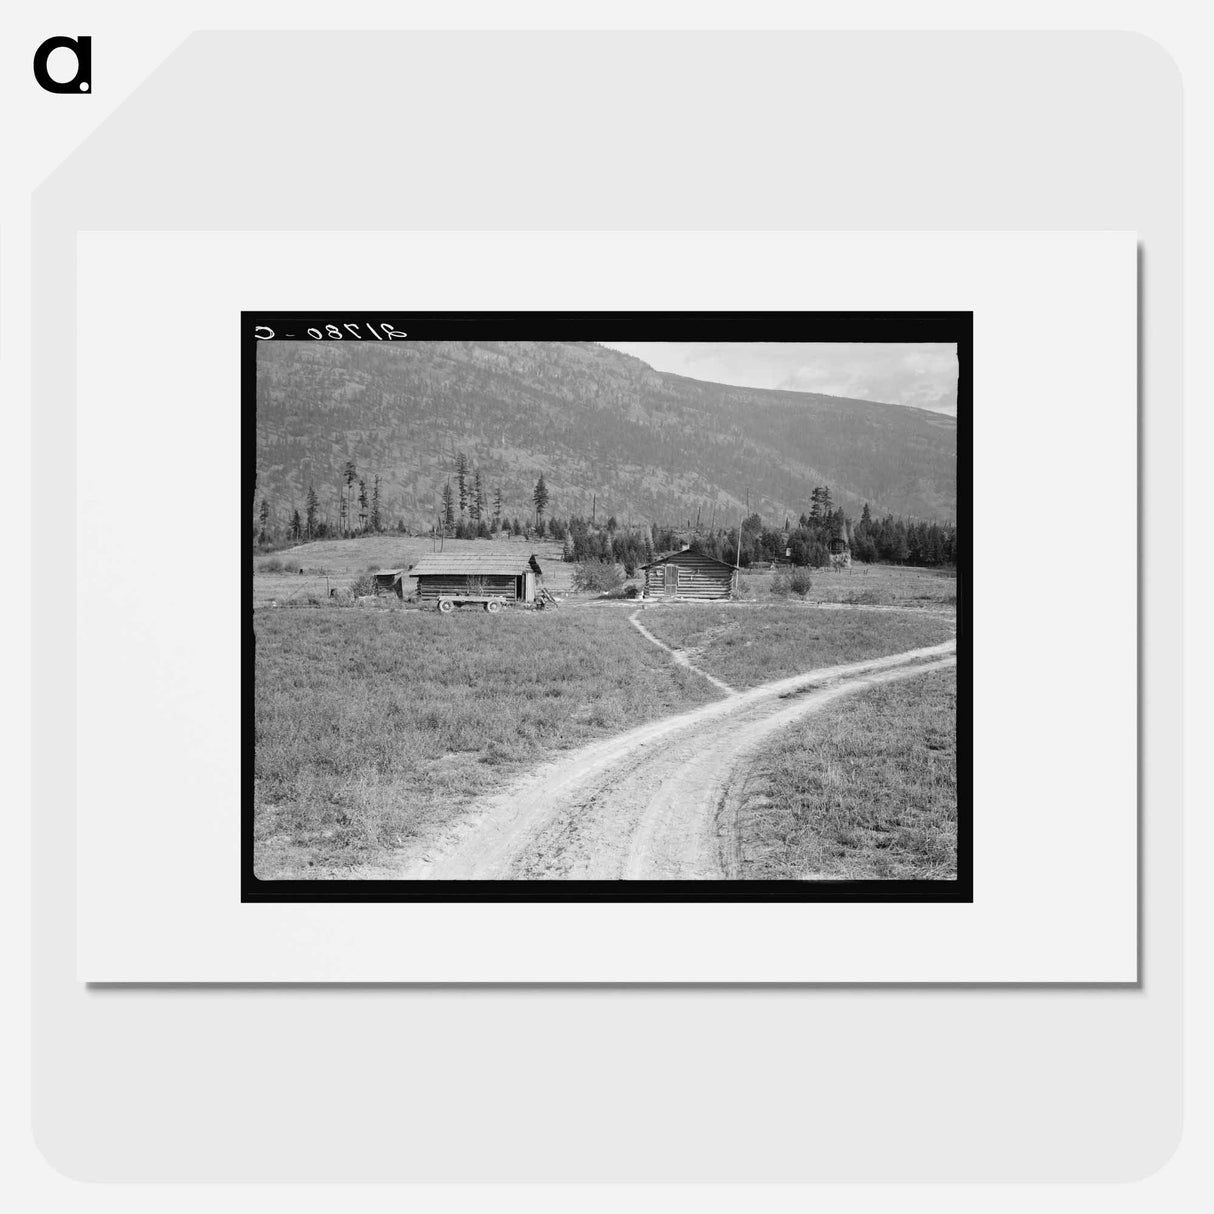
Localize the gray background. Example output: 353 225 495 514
32 32 1181 1180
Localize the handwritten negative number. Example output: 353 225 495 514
255 323 408 341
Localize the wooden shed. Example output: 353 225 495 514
640 548 738 600
407 552 542 608
373 569 405 598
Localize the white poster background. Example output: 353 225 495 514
75 230 1136 982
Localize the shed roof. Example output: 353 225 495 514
375 568 405 576
640 549 737 571
408 552 539 577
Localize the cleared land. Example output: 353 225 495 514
632 600 955 691
253 606 717 877
253 559 960 880
738 562 957 608
372 644 956 880
253 535 575 609
732 666 958 880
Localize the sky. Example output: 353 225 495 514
598 342 959 416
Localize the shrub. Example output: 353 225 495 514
789 568 813 598
257 557 285 573
770 573 790 598
349 573 376 598
623 584 640 599
573 561 623 593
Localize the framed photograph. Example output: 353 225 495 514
246 311 971 903
75 229 1135 982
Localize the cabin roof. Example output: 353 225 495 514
408 552 539 577
639 549 737 571
375 568 405 576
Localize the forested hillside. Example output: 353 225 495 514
254 340 957 532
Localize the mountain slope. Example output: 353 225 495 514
254 340 957 529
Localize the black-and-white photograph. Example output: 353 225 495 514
246 313 970 901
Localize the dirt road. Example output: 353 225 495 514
383 640 956 881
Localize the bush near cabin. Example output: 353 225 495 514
572 560 623 594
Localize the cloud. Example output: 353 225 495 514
599 342 959 416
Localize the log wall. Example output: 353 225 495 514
643 553 735 600
414 574 519 605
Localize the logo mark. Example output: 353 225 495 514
33 35 91 93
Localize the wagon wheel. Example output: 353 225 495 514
486 599 502 614
438 598 454 614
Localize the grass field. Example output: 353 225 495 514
737 562 957 608
736 666 958 880
252 535 576 608
253 555 959 879
634 601 955 690
253 606 718 877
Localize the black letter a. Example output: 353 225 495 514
33 35 91 93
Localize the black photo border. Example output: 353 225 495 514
243 311 972 903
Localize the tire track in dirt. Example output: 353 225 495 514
387 641 956 881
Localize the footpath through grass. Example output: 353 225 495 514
737 666 958 880
635 602 954 690
254 606 718 877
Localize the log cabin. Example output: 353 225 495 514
640 548 738 600
407 552 542 607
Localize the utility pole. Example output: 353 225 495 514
735 490 748 569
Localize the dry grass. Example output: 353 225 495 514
736 666 957 880
739 562 957 608
253 606 718 877
634 602 954 690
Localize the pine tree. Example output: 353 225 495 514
809 486 833 524
342 459 358 537
441 480 455 531
358 478 369 532
305 483 320 539
456 453 469 518
471 469 484 524
258 498 270 543
532 473 549 523
290 508 302 542
493 486 503 528
369 476 382 533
